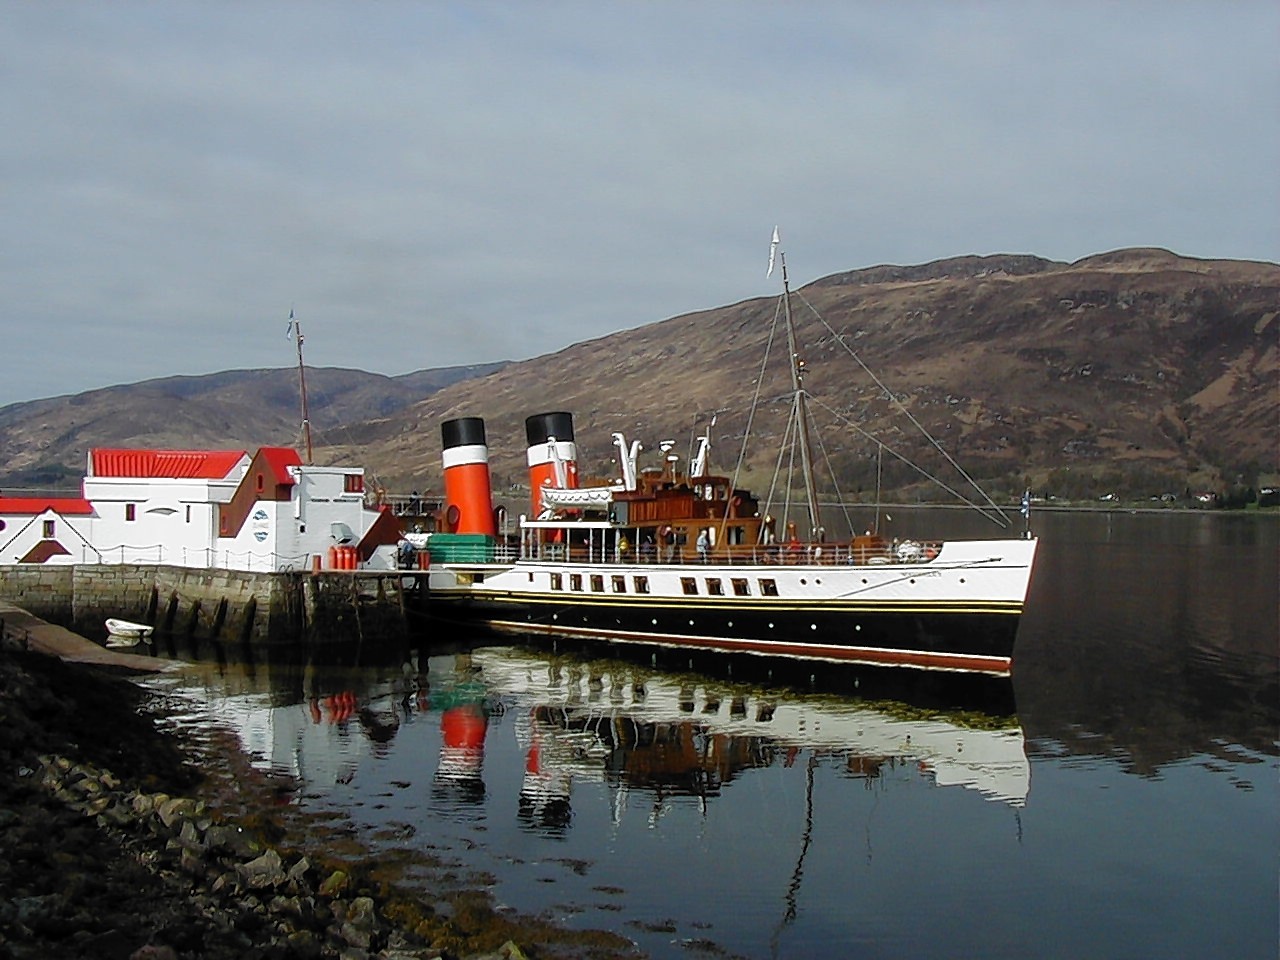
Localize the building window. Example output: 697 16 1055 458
706 578 724 596
611 575 626 593
633 576 649 594
550 573 563 591
42 519 55 538
185 505 191 523
125 503 136 521
731 578 750 596
344 474 364 494
590 574 604 592
758 578 779 596
680 577 698 595
570 574 583 591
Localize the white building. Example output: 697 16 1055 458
0 447 403 571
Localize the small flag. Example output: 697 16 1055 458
767 226 780 278
286 308 296 339
1021 489 1031 518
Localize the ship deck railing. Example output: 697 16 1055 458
503 540 943 567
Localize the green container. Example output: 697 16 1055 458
426 533 496 564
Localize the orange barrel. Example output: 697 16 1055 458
417 550 431 570
311 554 322 572
328 545 339 569
441 417 497 536
524 411 578 516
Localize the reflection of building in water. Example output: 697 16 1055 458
159 661 421 789
477 646 1029 828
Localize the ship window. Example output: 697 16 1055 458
633 576 650 594
758 578 779 596
550 573 563 591
185 505 191 523
680 577 698 595
731 578 750 596
706 578 724 596
590 574 604 592
43 519 55 538
570 574 583 591
612 575 626 593
125 503 136 522
344 474 364 493
256 473 265 492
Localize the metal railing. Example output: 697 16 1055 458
10 542 321 572
506 539 943 567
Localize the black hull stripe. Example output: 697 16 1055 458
436 616 1013 676
432 591 1023 617
427 596 1021 676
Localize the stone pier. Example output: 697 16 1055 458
0 564 427 652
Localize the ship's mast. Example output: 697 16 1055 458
288 310 314 465
778 248 823 539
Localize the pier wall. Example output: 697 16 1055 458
0 564 423 651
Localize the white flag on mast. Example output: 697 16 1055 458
767 226 780 278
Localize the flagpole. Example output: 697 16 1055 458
289 310 314 465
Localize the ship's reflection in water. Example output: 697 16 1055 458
159 640 1027 824
473 645 1029 838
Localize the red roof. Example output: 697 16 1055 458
0 497 93 515
91 449 247 479
258 447 303 481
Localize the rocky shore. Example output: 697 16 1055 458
0 638 642 960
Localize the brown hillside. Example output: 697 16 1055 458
319 249 1279 503
2 249 1274 505
0 363 506 488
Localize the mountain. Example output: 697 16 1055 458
316 248 1279 503
3 248 1275 504
0 363 507 488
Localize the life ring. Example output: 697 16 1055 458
895 540 922 562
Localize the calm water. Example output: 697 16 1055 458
148 510 1279 959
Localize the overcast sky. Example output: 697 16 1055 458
2 1 1277 408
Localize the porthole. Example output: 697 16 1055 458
959 577 966 584
810 623 817 630
855 624 862 631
